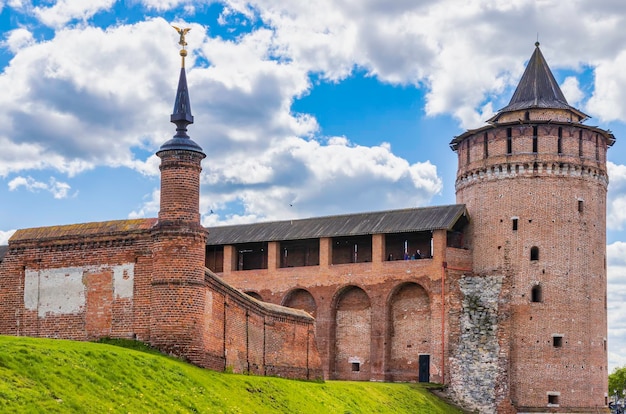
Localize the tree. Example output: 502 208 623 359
610 366 626 401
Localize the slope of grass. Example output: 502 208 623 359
0 336 463 413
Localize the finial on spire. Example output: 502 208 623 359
157 24 204 157
172 26 191 68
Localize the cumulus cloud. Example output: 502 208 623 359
608 162 626 231
0 230 16 245
608 241 626 371
2 28 35 53
586 50 626 122
8 176 73 199
199 136 442 226
32 0 116 28
0 18 180 177
128 188 160 219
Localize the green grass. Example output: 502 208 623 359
0 335 463 413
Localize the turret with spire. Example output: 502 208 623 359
150 27 209 366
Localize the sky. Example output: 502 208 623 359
1 0 626 372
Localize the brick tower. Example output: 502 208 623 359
451 43 614 412
150 30 208 364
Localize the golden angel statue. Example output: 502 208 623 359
172 26 191 49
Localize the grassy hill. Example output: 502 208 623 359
0 335 463 413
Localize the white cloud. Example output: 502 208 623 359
3 28 35 53
586 51 626 122
0 230 16 245
32 0 116 28
561 76 584 108
0 18 181 177
128 188 160 219
199 135 442 226
8 176 73 199
139 0 209 12
608 241 626 371
608 162 626 231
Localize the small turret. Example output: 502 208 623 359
150 27 209 365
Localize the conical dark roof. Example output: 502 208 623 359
158 66 205 155
489 43 588 122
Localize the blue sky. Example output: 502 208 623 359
1 0 626 371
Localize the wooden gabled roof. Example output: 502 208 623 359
205 204 467 245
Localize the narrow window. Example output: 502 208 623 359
530 246 539 261
524 111 530 120
548 394 559 405
507 128 512 154
531 285 542 303
466 139 470 165
578 130 583 156
553 336 563 348
512 218 518 231
351 362 360 372
532 126 538 153
483 132 488 158
595 134 599 160
578 199 583 213
557 127 562 154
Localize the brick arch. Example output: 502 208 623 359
331 285 371 380
385 282 431 382
244 291 263 301
281 288 317 317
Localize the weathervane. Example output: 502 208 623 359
172 25 191 67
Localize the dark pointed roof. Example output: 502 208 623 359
158 64 205 156
489 42 588 123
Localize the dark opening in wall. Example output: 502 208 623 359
532 126 538 153
531 285 542 303
512 218 518 231
530 246 539 261
351 362 360 372
548 394 559 405
557 127 563 154
578 200 584 213
332 235 372 264
280 239 320 268
506 128 512 154
579 130 583 156
483 132 488 158
553 336 563 348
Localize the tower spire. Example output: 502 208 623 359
488 42 588 123
158 26 204 155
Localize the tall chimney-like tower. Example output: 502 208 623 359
450 43 614 412
150 27 208 364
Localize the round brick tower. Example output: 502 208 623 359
451 43 614 412
150 33 208 365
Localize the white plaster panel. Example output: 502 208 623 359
24 270 39 311
113 263 134 299
36 267 86 317
23 262 135 317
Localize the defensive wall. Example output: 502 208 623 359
205 217 473 383
0 219 322 380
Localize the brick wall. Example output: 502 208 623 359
217 230 470 383
0 221 322 381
